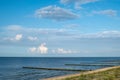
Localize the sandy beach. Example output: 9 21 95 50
43 66 120 80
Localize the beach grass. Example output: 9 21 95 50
44 66 120 80
62 66 120 80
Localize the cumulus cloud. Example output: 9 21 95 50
52 48 78 54
38 43 48 54
28 36 38 41
35 5 79 21
15 34 22 40
4 34 23 41
29 43 48 54
3 25 77 41
60 0 99 9
92 9 117 16
3 25 120 43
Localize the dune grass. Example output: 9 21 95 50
63 67 120 80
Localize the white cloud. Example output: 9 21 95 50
5 25 72 36
29 43 48 54
29 47 37 53
52 48 78 54
60 0 98 4
97 30 120 38
28 36 38 41
3 25 120 43
75 30 120 38
92 9 117 16
15 34 22 40
37 43 48 54
6 25 23 31
60 0 99 9
35 5 79 21
4 34 23 41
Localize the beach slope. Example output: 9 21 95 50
43 66 120 80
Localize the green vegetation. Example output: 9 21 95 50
63 67 120 80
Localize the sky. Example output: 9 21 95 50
0 0 120 57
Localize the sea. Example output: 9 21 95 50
0 57 120 80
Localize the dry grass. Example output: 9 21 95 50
63 67 120 80
43 66 120 80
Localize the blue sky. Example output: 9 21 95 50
0 0 120 57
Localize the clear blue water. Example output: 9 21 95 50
0 57 120 80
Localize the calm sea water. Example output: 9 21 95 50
0 57 120 80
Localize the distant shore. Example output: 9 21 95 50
43 66 120 80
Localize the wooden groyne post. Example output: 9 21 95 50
22 66 90 71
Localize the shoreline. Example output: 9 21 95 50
43 66 120 80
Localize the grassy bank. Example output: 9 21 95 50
44 66 120 80
63 67 120 80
